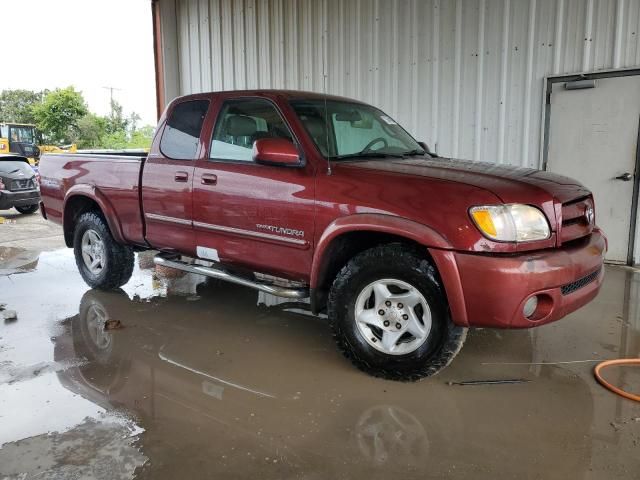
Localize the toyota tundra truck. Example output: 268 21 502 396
38 90 606 380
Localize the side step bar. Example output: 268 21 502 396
153 253 309 299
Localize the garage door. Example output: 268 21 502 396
546 74 640 264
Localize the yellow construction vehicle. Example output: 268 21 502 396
0 123 76 165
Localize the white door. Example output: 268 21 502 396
547 75 640 264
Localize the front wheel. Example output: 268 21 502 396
73 212 134 289
15 204 38 214
328 244 467 381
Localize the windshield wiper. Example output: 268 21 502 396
401 149 427 157
333 152 407 160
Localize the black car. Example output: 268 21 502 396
0 155 40 214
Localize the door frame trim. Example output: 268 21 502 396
629 115 640 265
541 68 640 266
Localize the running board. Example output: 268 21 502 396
153 253 309 299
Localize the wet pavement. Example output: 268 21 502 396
0 245 639 479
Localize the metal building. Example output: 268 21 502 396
152 0 640 264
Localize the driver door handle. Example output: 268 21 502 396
614 172 633 181
201 173 218 185
174 171 189 182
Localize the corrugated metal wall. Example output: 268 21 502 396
161 0 640 168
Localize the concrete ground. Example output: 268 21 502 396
0 212 639 479
0 208 65 251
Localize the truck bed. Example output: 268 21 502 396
39 153 147 246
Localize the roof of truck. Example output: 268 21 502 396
174 89 367 104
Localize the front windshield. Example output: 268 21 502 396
9 126 36 144
290 100 424 159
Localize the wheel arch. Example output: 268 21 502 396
63 186 125 247
310 214 453 314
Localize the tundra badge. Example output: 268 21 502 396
256 224 304 238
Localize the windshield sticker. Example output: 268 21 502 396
380 115 397 125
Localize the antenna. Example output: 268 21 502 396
321 14 331 176
323 91 331 176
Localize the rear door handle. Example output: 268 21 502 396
201 173 218 185
174 171 189 182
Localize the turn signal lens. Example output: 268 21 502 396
470 209 497 237
470 204 550 242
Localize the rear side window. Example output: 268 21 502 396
160 100 209 160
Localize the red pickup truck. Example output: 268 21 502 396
39 90 606 380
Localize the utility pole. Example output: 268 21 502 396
102 86 122 117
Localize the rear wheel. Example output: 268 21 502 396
73 212 134 289
328 243 467 381
15 204 38 214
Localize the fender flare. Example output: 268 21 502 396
63 185 126 245
310 214 468 326
310 213 452 289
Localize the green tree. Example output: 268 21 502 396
72 113 108 149
128 125 155 149
0 89 43 124
32 87 88 143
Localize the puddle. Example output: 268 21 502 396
1 247 639 479
0 247 39 275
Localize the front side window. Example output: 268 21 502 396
160 100 209 160
210 99 293 162
9 126 35 144
290 100 424 159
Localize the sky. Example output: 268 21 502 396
0 0 157 126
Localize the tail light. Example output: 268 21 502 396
35 172 41 186
0 179 5 190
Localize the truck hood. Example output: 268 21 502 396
343 156 590 204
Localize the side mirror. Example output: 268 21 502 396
253 138 302 167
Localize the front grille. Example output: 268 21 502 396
560 196 594 244
10 178 34 191
561 268 600 296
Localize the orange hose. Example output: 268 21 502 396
593 359 640 403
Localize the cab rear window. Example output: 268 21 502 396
160 100 209 160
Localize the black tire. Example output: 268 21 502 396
328 243 467 381
73 211 134 289
15 204 38 214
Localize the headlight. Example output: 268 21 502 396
470 204 550 242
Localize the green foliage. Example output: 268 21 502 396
0 89 43 125
128 125 155 149
72 113 108 149
32 87 88 143
0 87 154 150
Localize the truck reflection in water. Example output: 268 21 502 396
53 275 595 479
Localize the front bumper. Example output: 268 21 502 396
430 229 606 329
0 189 41 210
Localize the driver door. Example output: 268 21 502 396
192 97 315 281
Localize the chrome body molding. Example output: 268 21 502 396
193 221 307 246
145 212 192 226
